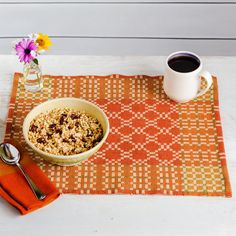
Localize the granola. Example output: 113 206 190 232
28 108 103 155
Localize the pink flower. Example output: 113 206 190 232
15 38 38 63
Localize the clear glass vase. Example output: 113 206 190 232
23 61 43 92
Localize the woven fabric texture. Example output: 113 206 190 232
4 73 232 197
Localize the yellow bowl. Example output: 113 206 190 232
23 98 109 166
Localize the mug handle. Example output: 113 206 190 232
196 71 213 98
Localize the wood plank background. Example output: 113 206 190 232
0 0 235 55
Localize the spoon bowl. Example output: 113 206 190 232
0 143 20 165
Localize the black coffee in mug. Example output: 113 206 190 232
168 54 200 73
164 51 213 103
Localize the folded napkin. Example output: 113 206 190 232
0 141 60 215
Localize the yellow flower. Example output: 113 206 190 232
36 33 52 51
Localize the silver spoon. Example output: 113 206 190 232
0 143 46 200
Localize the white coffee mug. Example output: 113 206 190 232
163 51 213 103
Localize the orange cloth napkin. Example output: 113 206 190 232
0 141 60 215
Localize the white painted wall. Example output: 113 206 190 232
0 1 235 55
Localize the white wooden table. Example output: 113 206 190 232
0 55 235 236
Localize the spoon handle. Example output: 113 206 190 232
16 162 46 201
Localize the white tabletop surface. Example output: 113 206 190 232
0 55 235 236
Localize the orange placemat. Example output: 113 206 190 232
4 73 231 197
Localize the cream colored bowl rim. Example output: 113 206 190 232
23 97 110 159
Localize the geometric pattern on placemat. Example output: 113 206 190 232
179 99 226 194
4 73 232 197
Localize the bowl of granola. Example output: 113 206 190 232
23 98 109 166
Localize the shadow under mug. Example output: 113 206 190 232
163 51 213 103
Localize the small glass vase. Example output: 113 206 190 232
23 61 43 92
